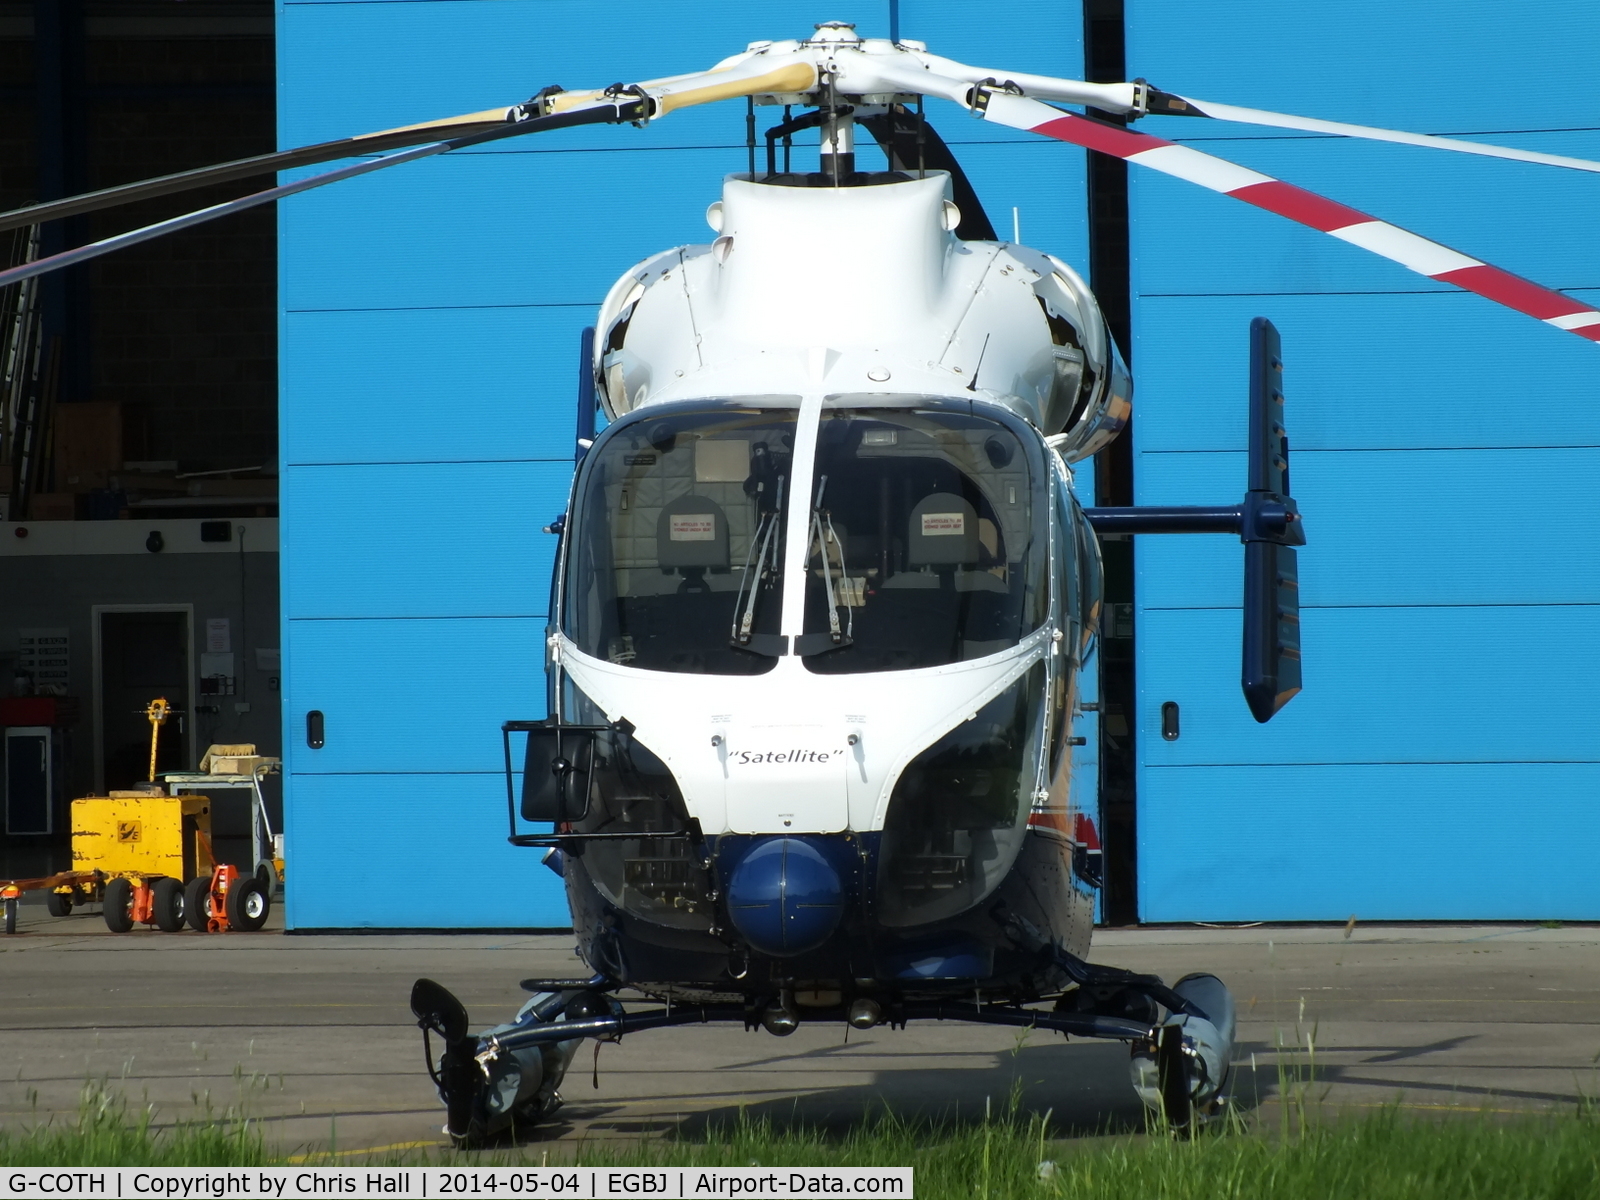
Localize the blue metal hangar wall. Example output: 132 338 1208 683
1127 2 1600 921
277 1 1600 929
275 0 1090 929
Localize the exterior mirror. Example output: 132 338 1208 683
520 725 597 822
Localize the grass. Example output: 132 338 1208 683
6 1085 1600 1199
0 1085 268 1168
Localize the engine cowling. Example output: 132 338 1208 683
590 170 1129 463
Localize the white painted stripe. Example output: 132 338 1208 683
1183 97 1600 176
1327 220 1482 277
980 91 1078 132
1127 143 1275 194
1548 310 1600 330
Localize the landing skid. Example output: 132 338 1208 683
410 963 1237 1146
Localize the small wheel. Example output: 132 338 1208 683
3 898 16 935
103 878 135 933
255 861 278 893
183 876 213 932
225 876 270 932
152 877 186 932
46 890 73 918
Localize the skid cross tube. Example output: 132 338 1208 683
481 998 1154 1055
485 1005 729 1054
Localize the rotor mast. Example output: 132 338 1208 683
810 22 860 185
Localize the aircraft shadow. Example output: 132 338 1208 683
545 1038 1277 1144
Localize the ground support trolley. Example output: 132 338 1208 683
164 760 283 892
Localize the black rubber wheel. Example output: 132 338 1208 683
3 898 16 935
45 890 73 918
151 877 186 932
255 861 277 893
225 876 270 932
103 878 135 933
183 876 212 932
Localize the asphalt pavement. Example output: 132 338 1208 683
3 898 1598 1158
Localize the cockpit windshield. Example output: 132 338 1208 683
801 405 1048 673
563 403 798 675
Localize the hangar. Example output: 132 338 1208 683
6 0 1599 927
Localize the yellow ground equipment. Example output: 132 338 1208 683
70 794 216 932
1 698 274 935
0 794 213 935
144 697 173 781
71 794 212 881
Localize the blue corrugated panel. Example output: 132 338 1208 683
279 1 1087 927
290 773 568 928
1137 449 1600 610
1139 763 1600 923
1127 1 1600 919
282 463 568 618
1141 606 1600 766
281 308 594 465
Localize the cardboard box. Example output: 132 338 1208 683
199 743 254 771
209 755 265 776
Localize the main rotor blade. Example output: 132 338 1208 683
974 91 1600 344
0 111 513 235
0 100 644 291
905 52 1142 114
0 54 818 239
1149 93 1600 176
891 50 1600 175
857 108 997 241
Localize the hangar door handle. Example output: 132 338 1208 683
1161 701 1180 742
306 710 325 749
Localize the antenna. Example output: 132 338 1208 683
966 334 990 392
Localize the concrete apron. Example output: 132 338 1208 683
3 903 1598 1158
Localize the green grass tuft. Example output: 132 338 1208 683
0 1085 268 1168
6 1087 1600 1199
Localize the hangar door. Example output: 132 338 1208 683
1126 0 1600 921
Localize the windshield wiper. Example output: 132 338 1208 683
730 474 787 657
796 474 854 657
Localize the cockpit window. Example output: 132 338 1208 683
562 404 797 675
801 406 1048 673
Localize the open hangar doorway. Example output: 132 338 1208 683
1 3 281 881
94 605 193 793
92 598 271 879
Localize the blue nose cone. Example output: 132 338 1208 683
725 837 845 957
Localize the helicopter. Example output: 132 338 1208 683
4 19 1598 1147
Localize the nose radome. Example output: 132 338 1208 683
725 837 845 956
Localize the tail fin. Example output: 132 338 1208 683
1240 318 1304 722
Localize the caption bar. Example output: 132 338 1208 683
3 1169 912 1199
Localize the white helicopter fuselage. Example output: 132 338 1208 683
540 167 1129 983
